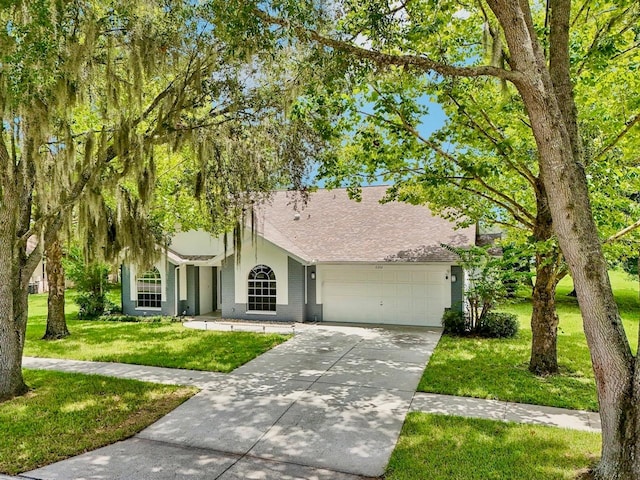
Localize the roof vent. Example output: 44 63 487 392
293 212 300 221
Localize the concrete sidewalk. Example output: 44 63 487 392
22 325 441 480
23 357 226 388
410 393 601 432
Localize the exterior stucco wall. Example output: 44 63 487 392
220 254 304 322
169 230 225 256
450 265 464 312
234 234 290 306
122 259 176 316
221 258 235 316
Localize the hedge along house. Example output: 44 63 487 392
121 186 475 327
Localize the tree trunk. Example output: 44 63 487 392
0 122 39 401
530 258 560 375
529 182 560 375
488 1 639 477
0 259 29 401
0 187 29 401
43 236 69 340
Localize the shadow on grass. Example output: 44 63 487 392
25 319 289 372
419 332 598 412
387 413 600 480
0 370 194 475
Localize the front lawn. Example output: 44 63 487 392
419 270 639 412
387 413 600 480
0 370 195 475
25 291 290 372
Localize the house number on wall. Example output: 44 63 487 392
375 265 384 269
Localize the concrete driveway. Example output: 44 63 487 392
25 324 441 480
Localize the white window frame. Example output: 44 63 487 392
136 267 162 310
247 264 277 313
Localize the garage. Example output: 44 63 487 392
320 264 452 327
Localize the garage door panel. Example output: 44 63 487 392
321 265 451 327
324 283 382 297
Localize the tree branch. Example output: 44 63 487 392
448 93 538 188
363 95 536 225
604 218 640 244
592 113 640 163
253 9 526 85
456 182 535 229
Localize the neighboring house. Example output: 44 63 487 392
121 186 476 327
27 237 48 294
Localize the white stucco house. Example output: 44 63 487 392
121 186 475 327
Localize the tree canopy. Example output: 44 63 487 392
204 0 640 477
0 0 325 400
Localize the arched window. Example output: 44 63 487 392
248 265 276 312
137 267 162 308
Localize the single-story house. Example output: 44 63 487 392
121 186 475 327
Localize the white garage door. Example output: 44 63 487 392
321 265 451 327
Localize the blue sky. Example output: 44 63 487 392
311 95 448 187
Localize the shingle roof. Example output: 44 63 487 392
254 186 475 263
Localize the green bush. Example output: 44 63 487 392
478 312 519 338
442 310 518 339
76 292 105 319
442 309 468 336
103 298 122 315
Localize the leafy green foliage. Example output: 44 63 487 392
442 309 467 336
63 246 112 318
444 244 525 332
75 292 105 319
442 307 518 338
478 312 519 339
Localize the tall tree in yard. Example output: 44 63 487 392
315 71 567 375
0 1 318 401
43 232 68 339
208 0 640 476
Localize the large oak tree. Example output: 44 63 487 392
207 0 640 476
0 0 319 401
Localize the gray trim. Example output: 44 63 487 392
450 265 464 312
212 267 218 311
122 262 176 317
186 265 200 316
305 265 323 322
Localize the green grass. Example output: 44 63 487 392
419 270 639 412
25 291 290 372
0 369 195 475
387 413 600 480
